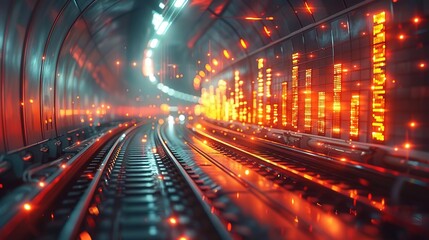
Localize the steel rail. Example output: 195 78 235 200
191 127 429 236
0 124 130 239
180 128 370 239
157 125 232 240
58 123 141 239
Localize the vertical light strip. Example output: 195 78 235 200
291 53 299 129
201 88 208 117
215 87 220 120
281 82 288 126
266 68 272 125
350 94 360 138
234 71 240 121
273 103 278 125
333 63 342 135
304 69 312 132
252 90 257 124
218 80 227 121
257 58 264 125
318 92 325 134
208 86 215 119
239 79 246 122
372 12 386 141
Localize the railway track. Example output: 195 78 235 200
1 119 427 239
0 122 267 239
189 122 429 239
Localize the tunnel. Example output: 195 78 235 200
0 0 428 239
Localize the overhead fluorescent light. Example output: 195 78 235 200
174 0 186 8
156 21 170 35
145 49 153 58
152 12 163 29
149 39 159 48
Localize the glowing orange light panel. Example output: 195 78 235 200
318 92 326 134
372 12 386 141
350 95 360 138
333 63 342 135
281 82 287 127
291 53 299 129
304 69 312 132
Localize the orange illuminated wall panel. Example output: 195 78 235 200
257 58 264 125
350 94 359 138
252 90 257 124
333 63 342 136
266 68 272 125
209 86 215 119
273 103 278 126
281 82 288 126
291 53 299 129
304 69 312 132
239 79 246 122
218 80 227 121
234 71 240 121
318 92 325 134
372 12 386 141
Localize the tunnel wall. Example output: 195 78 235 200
0 0 116 153
198 0 429 151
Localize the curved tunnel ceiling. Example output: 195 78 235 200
154 0 369 94
2 0 428 152
0 0 385 151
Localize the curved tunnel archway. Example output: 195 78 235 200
0 0 428 157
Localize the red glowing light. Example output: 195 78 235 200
23 203 32 211
240 38 248 49
61 164 67 169
169 217 177 225
223 49 230 59
263 26 271 37
212 58 219 66
116 60 120 65
39 181 45 187
244 17 262 20
413 17 420 23
409 122 416 128
79 231 92 240
398 34 405 40
244 16 274 21
404 143 411 149
419 62 425 68
304 2 312 14
227 222 232 231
